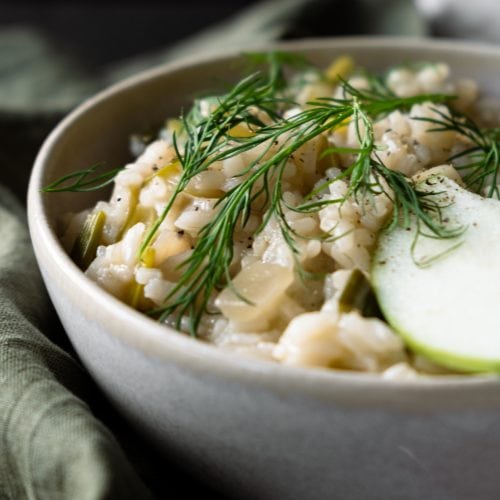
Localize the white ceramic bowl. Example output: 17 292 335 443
28 38 500 500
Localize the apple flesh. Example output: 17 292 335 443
372 175 500 373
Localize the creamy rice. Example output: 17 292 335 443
62 57 490 377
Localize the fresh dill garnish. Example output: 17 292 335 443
412 108 500 198
42 162 123 193
243 51 313 75
143 62 454 335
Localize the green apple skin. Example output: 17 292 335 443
371 175 500 373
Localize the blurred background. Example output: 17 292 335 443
2 0 498 113
2 0 257 75
2 0 498 115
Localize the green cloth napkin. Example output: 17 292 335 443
0 187 154 498
0 1 423 498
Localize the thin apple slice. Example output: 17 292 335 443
372 175 500 373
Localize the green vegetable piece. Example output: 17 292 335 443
71 210 106 269
338 268 382 318
372 175 500 373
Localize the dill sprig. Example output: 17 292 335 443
296 98 462 240
413 107 500 198
42 162 123 192
146 68 453 335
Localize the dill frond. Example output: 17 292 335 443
412 107 500 199
45 53 473 336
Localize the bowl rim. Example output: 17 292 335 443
28 36 500 406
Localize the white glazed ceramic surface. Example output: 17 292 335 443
28 38 500 500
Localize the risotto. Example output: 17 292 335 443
54 54 497 378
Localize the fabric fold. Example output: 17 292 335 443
0 186 153 499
